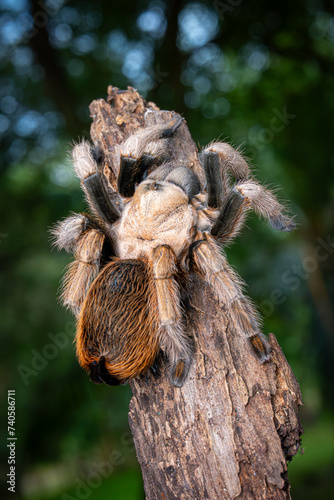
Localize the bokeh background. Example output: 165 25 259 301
1 0 334 498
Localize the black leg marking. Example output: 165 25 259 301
90 361 103 384
187 239 206 272
98 357 122 386
170 357 192 388
150 357 161 380
160 115 183 137
249 334 271 363
82 213 99 232
211 188 245 238
91 144 104 169
117 157 137 198
118 154 157 197
100 237 115 267
200 150 225 208
83 173 121 223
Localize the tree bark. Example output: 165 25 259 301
89 86 303 500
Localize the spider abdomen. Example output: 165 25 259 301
76 259 160 384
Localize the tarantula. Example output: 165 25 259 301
52 115 295 387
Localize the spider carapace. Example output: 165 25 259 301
53 115 295 387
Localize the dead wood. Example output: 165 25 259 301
89 85 303 500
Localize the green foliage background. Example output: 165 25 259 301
0 0 334 498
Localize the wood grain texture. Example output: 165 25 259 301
88 85 303 500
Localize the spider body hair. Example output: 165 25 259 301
61 228 105 316
53 115 295 387
77 259 160 384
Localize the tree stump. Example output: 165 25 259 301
89 86 303 500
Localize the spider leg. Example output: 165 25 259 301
118 115 183 197
234 179 296 232
51 212 100 253
52 212 115 316
152 245 194 387
150 357 161 380
72 141 121 224
210 187 248 242
117 148 160 198
201 142 295 242
209 180 295 244
61 227 105 316
200 142 250 208
189 234 270 363
90 360 103 384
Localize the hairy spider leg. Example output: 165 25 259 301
200 143 250 209
72 141 121 224
52 212 116 316
233 180 296 232
190 234 271 363
52 212 101 252
89 360 102 384
200 149 225 209
117 153 161 198
152 245 194 387
210 188 248 243
62 228 105 316
117 115 184 197
83 173 121 224
201 144 295 238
